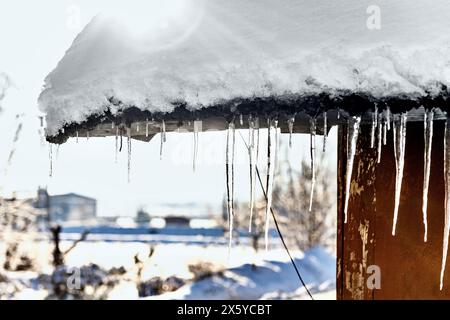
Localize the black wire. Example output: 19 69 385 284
238 131 314 300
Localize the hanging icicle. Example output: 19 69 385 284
392 113 407 236
160 120 166 160
127 127 131 183
86 131 89 140
248 117 258 233
344 116 361 223
377 113 383 163
323 112 328 152
240 114 244 126
111 122 115 129
193 120 201 171
76 131 79 143
386 107 391 131
439 116 450 291
441 115 450 290
115 126 119 163
265 120 276 251
274 119 279 172
309 117 316 212
422 110 434 242
49 143 53 178
226 122 236 253
146 119 149 138
370 106 378 148
287 116 295 148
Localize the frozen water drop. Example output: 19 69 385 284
392 113 407 236
422 110 434 242
248 117 258 232
265 121 276 251
226 122 236 253
344 116 361 223
441 115 450 290
309 117 316 212
160 120 166 160
127 127 132 183
377 113 382 163
287 116 295 148
323 112 328 152
193 120 201 171
49 143 53 177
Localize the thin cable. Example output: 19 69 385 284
238 131 314 300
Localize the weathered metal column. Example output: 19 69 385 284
337 120 450 299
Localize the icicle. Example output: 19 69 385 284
76 131 79 143
422 110 434 242
441 115 450 290
287 116 295 148
309 117 316 212
386 107 391 131
116 127 121 161
226 122 236 252
265 121 276 251
127 127 131 183
146 119 149 138
49 143 53 178
337 108 341 119
392 113 407 236
248 117 257 232
160 120 166 160
370 106 378 148
323 112 328 152
136 124 140 133
383 121 387 146
86 131 89 140
377 113 383 163
274 119 279 171
240 114 244 126
193 120 201 171
111 122 115 129
344 116 361 223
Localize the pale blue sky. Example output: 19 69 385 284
0 0 336 217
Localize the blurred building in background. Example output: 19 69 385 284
33 187 97 225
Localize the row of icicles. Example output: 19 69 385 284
47 108 450 290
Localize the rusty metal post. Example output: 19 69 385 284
337 120 450 299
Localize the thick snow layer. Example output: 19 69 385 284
39 0 450 135
147 246 335 300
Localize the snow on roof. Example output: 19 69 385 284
39 0 450 136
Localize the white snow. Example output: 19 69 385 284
39 0 450 135
0 241 335 300
145 246 335 300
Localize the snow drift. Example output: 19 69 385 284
145 246 335 300
39 0 450 136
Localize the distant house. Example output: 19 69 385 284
34 188 97 225
164 216 190 228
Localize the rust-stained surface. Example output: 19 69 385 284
337 121 450 299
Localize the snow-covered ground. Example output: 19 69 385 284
145 246 335 300
0 241 335 300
